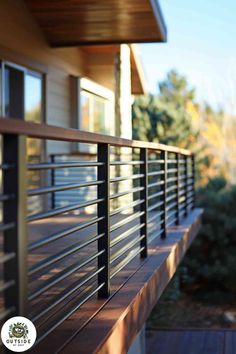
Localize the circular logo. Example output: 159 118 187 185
1 316 37 352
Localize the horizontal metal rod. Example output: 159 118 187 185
110 199 144 217
167 168 178 173
28 161 103 170
110 186 144 200
28 180 104 196
148 210 164 224
0 280 15 293
166 201 177 211
111 235 145 264
166 218 177 228
111 246 144 278
179 202 186 210
31 267 104 323
29 250 105 301
0 222 15 232
110 211 144 233
148 200 164 212
148 170 164 177
110 160 144 166
187 186 194 192
0 307 15 322
167 160 177 164
148 219 164 234
167 209 177 219
179 175 186 180
148 229 163 244
148 180 164 189
167 176 178 183
187 203 194 210
148 190 164 200
166 185 177 193
0 163 15 170
110 174 144 183
29 217 104 251
186 199 194 206
28 198 104 222
0 252 15 264
34 282 105 346
29 233 105 275
111 223 145 248
179 196 186 203
179 189 186 196
166 193 177 203
0 194 14 202
148 159 164 164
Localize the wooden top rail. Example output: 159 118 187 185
0 118 192 155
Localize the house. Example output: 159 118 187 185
0 1 202 353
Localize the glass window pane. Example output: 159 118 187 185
80 90 110 135
25 72 42 123
93 95 107 133
4 65 24 119
80 91 90 131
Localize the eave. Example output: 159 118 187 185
24 0 167 47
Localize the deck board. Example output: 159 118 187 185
28 209 202 353
146 330 235 354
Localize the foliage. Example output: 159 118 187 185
132 69 236 186
180 177 236 293
132 70 198 149
132 69 236 296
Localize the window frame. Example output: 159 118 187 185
0 60 46 123
78 77 115 135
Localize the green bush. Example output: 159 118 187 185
180 176 236 293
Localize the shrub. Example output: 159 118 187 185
180 176 236 293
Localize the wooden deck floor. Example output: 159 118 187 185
29 209 202 353
146 329 236 354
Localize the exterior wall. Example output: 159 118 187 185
0 1 87 132
0 1 134 142
0 0 135 213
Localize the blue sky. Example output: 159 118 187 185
139 0 236 113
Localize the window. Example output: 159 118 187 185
79 78 115 136
1 62 44 123
1 62 45 214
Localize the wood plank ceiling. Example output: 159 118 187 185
24 0 167 47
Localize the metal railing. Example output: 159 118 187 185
0 118 195 345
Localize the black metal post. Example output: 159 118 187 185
3 134 28 316
140 148 148 258
97 143 110 298
184 155 188 217
51 155 56 209
175 153 180 225
191 154 195 209
161 150 167 239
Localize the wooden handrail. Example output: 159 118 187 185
0 118 192 155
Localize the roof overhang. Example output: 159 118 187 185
24 0 167 47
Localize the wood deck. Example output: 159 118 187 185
146 329 236 354
33 208 202 354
